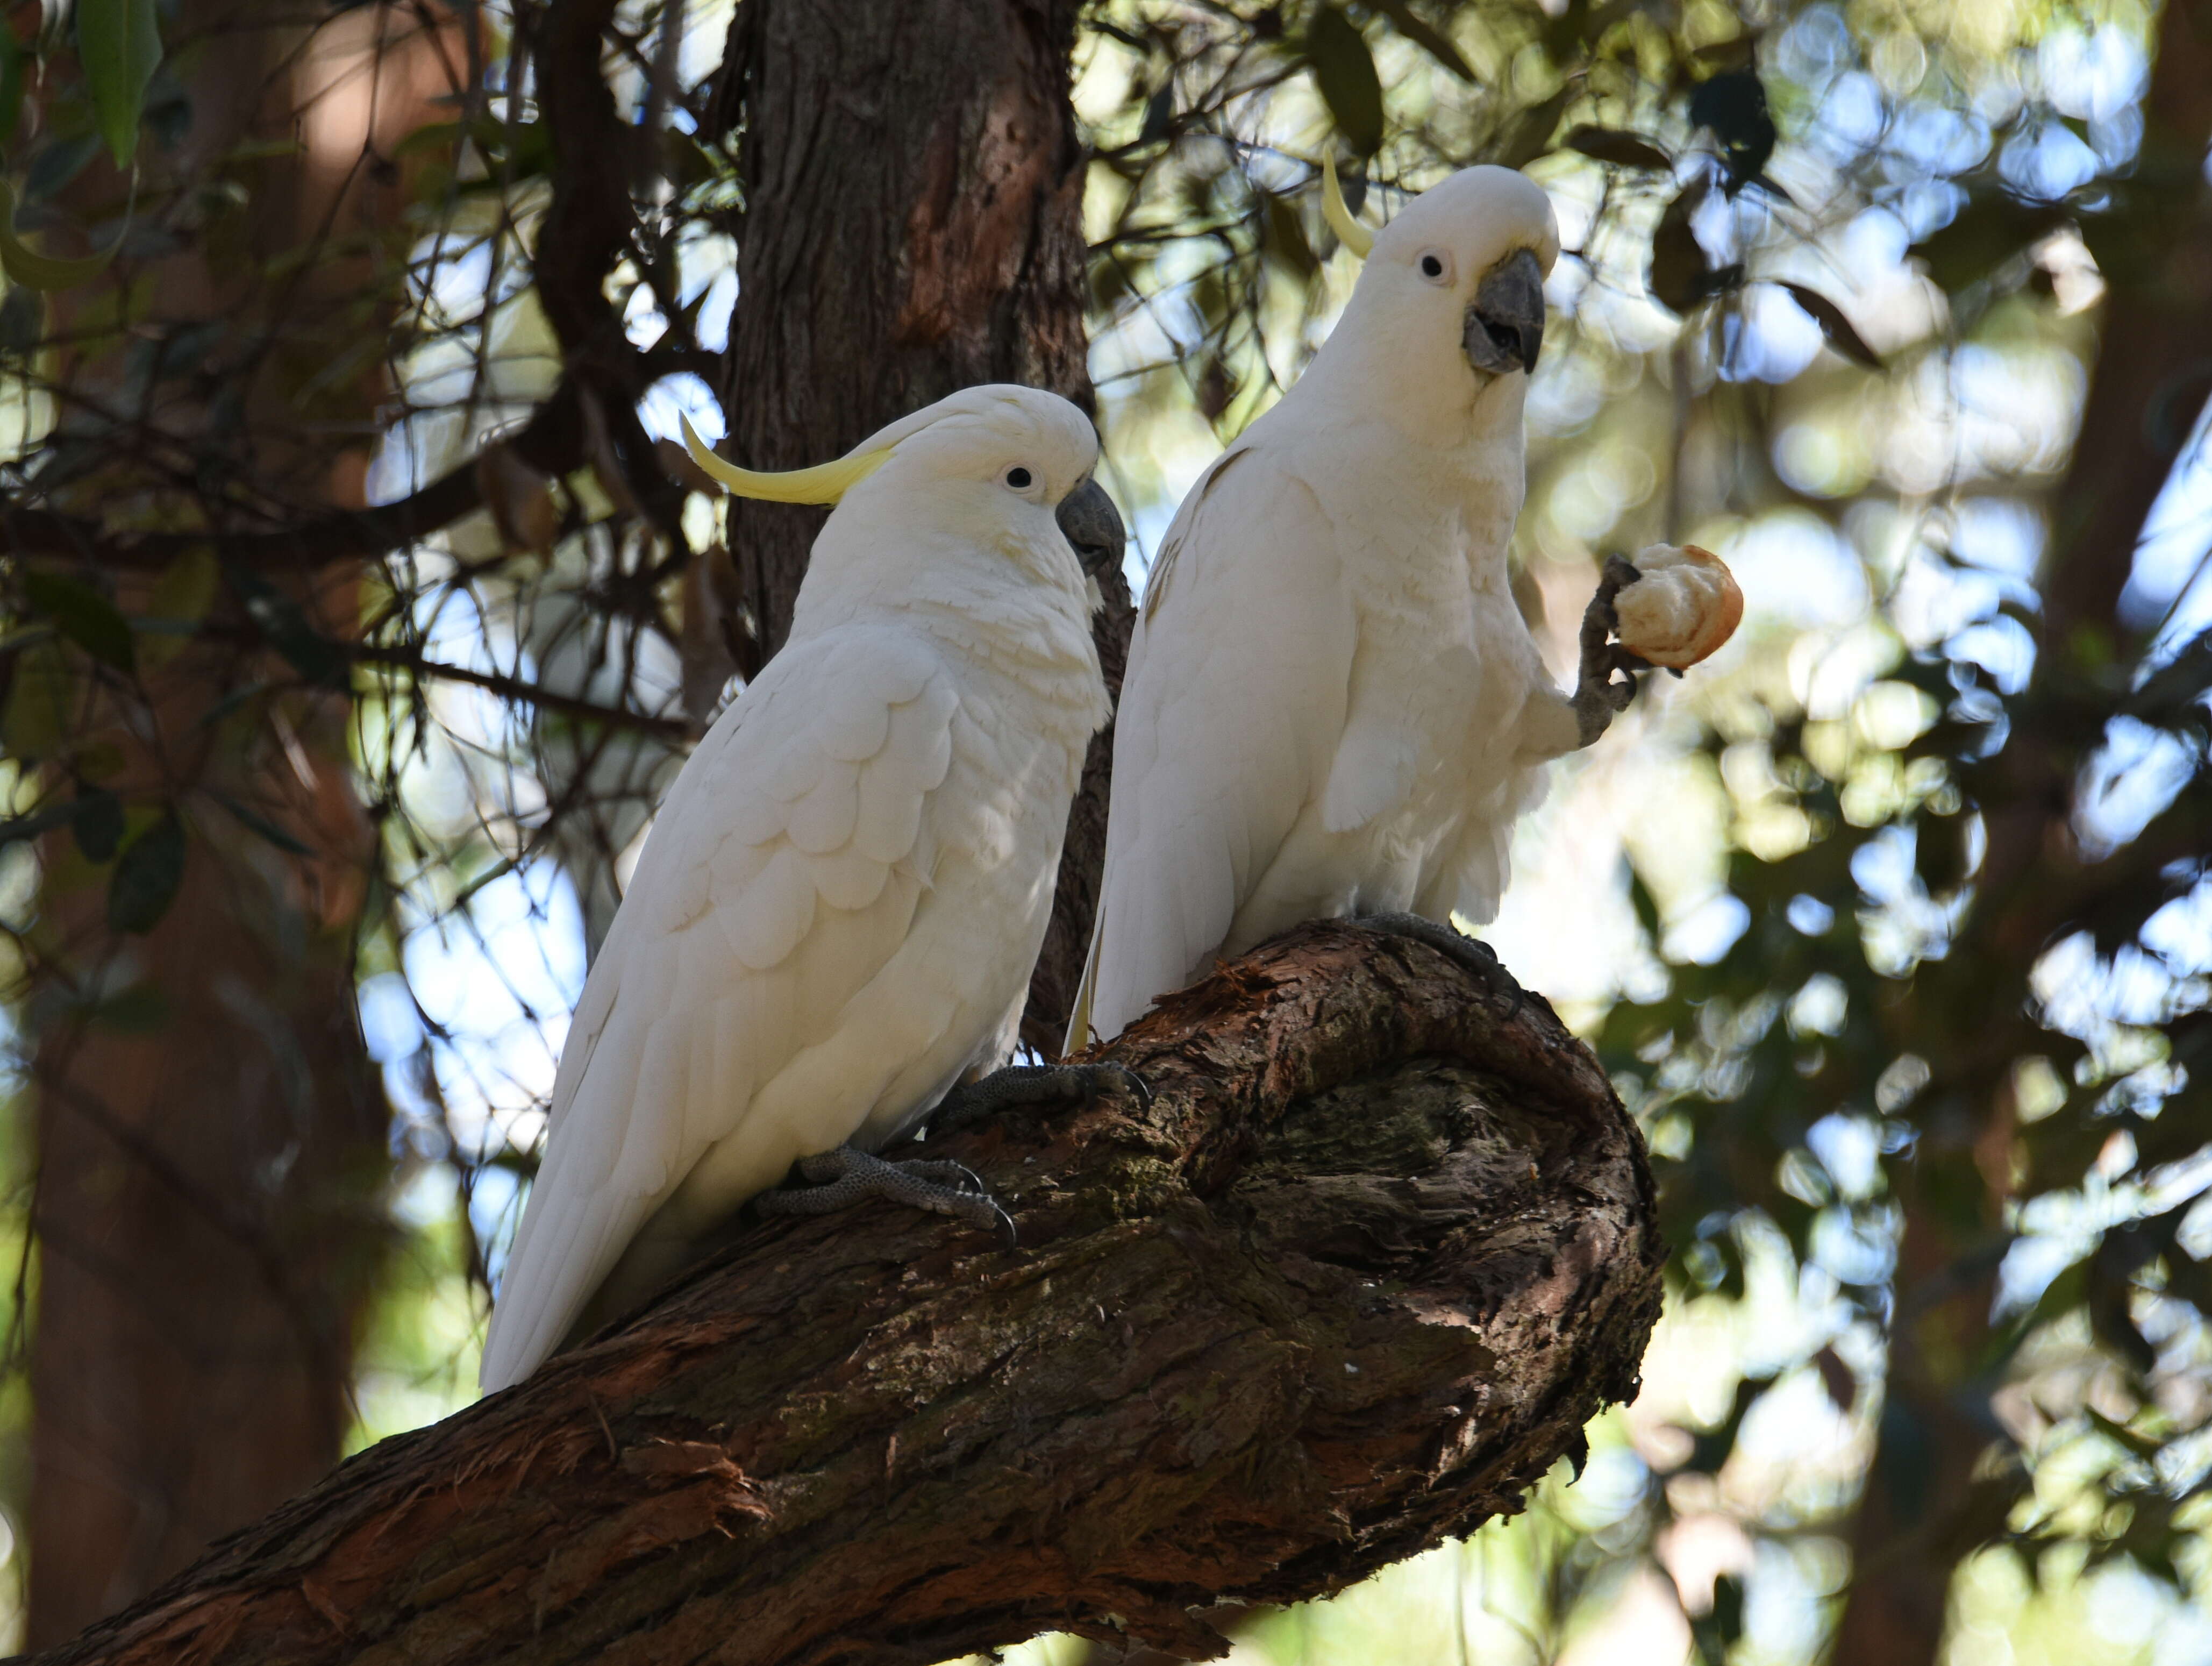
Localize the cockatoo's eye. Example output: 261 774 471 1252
1417 250 1454 286
1004 466 1035 491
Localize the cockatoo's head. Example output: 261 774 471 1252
1314 159 1560 434
680 386 1124 600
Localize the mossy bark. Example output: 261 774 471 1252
26 921 1663 1666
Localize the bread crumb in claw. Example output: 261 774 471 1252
1614 543 1744 668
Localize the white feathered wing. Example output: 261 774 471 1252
1071 445 1360 1048
481 629 997 1392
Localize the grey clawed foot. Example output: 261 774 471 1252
1573 553 1645 747
931 1059 1154 1136
756 1145 1017 1249
1357 911 1526 1021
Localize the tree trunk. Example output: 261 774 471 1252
24 1 457 1640
20 922 1664 1666
1824 5 2212 1662
713 0 1124 1054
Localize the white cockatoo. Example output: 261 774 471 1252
1069 161 1650 1049
481 385 1139 1394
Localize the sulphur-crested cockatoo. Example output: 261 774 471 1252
1069 161 1649 1049
482 385 1137 1393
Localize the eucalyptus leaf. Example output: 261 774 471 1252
77 0 165 167
0 179 119 291
1565 126 1674 171
106 810 186 934
72 788 124 863
1779 281 1882 369
1304 8 1383 158
22 568 135 673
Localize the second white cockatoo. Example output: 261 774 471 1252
1069 161 1650 1048
481 385 1141 1394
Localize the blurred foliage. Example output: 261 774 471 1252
0 0 2200 1658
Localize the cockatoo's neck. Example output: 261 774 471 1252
1283 309 1530 467
787 520 1104 728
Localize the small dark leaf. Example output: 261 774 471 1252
1365 0 1476 82
1261 190 1317 277
1914 809 1974 892
1 639 70 760
1687 1373 1767 1474
73 788 124 862
1138 83 1174 146
107 811 187 935
1689 70 1775 194
87 979 168 1032
0 283 44 355
1909 194 2067 293
0 27 22 153
1304 7 1385 157
21 569 135 673
1565 126 1674 172
1690 1573 1746 1664
2085 1406 2164 1463
1779 281 1882 369
1497 82 1574 170
1195 355 1235 421
1649 179 1717 314
2088 1228 2158 1373
1812 1344 1856 1411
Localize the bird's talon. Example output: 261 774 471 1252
1098 1062 1154 1110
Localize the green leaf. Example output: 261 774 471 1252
0 177 118 291
1 639 72 759
1365 0 1475 82
85 978 168 1031
1565 126 1674 171
0 27 24 154
1304 8 1384 158
1260 190 1316 277
2085 1406 2164 1463
22 568 135 672
76 0 164 168
1779 281 1882 369
1909 193 2066 293
72 787 123 862
1690 1572 1745 1665
107 810 185 934
140 543 219 668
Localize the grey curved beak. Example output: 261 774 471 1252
1463 247 1546 376
1055 476 1126 578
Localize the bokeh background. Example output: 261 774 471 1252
0 0 2206 1660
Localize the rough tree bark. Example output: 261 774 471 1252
1825 5 2212 1663
711 0 1125 1053
23 922 1662 1666
25 2 456 1640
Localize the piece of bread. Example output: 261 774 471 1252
1615 544 1744 668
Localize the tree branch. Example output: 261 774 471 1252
25 921 1663 1666
0 385 587 574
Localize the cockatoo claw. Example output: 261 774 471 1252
1357 912 1526 1021
758 1145 1017 1249
1572 554 1646 748
931 1059 1154 1134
